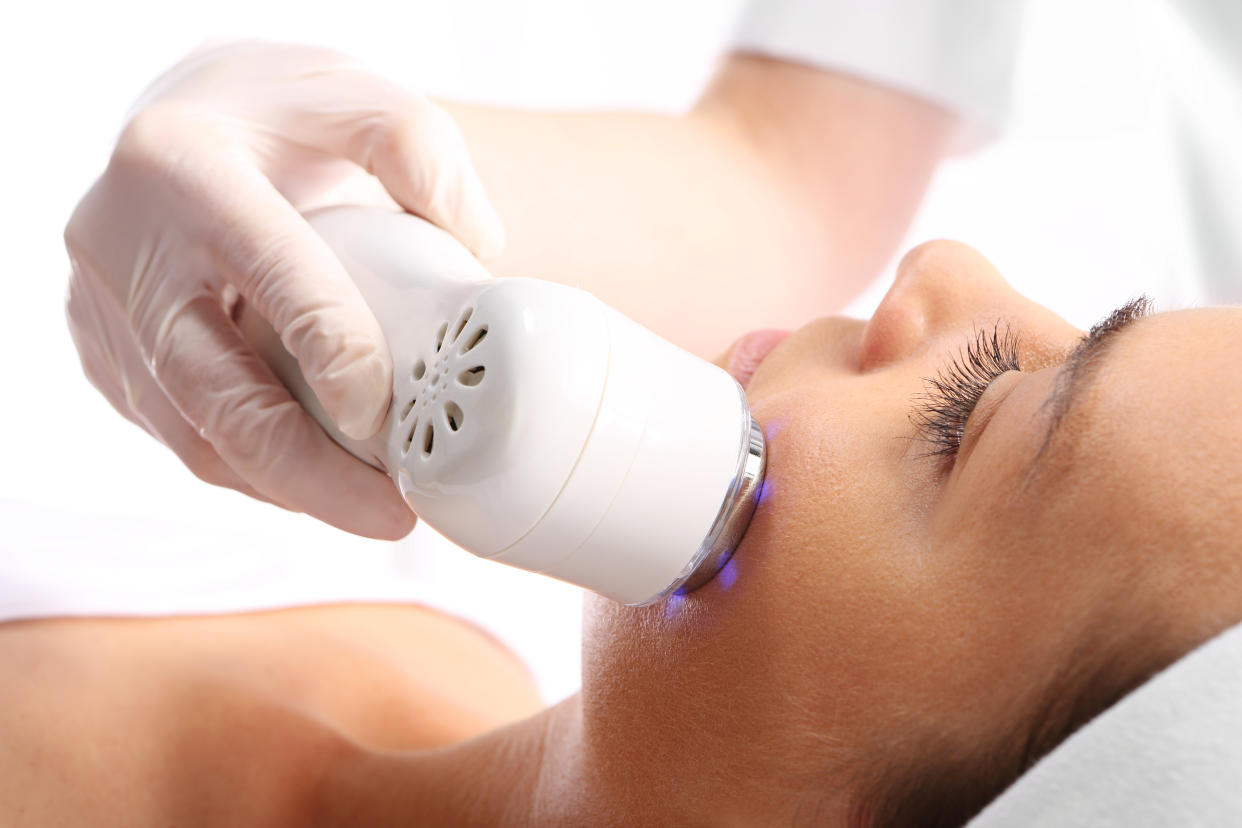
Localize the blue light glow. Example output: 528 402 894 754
757 475 776 506
716 555 739 590
763 418 787 441
663 592 687 621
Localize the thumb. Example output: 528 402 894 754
275 67 506 259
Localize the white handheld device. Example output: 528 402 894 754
244 205 765 605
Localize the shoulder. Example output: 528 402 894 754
0 607 540 827
0 616 348 827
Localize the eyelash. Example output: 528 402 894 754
912 324 1021 461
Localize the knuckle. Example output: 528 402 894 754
64 185 115 270
111 103 223 190
62 210 86 261
353 109 409 177
373 100 426 155
183 446 240 490
384 105 424 145
75 353 110 398
163 423 217 471
204 390 302 473
207 421 268 473
115 103 193 161
286 306 389 389
231 229 304 307
390 100 460 154
366 105 467 212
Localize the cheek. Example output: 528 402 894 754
751 388 905 563
579 384 944 761
752 387 951 642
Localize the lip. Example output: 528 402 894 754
723 329 790 389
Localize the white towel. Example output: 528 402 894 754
970 620 1242 827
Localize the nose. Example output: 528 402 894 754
857 240 1013 371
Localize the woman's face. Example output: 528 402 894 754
577 241 1242 822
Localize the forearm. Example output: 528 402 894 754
446 56 957 357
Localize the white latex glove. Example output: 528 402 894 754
64 40 504 539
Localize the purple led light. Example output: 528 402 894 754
763 417 787 441
757 475 776 506
663 592 687 621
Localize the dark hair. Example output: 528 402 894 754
847 637 1166 828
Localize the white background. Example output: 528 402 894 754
0 0 1209 702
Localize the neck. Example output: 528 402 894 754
312 688 861 826
312 696 587 827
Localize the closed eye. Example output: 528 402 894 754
911 323 1021 463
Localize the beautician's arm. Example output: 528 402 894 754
447 56 955 356
64 43 952 536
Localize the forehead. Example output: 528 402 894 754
1071 309 1242 439
1025 308 1242 522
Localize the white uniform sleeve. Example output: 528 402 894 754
732 0 1025 146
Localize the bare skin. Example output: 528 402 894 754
317 243 1242 826
62 45 954 539
445 56 955 356
308 53 957 360
0 605 541 826
6 242 1241 825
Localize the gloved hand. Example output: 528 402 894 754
64 40 505 539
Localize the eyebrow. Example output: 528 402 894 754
1029 296 1154 468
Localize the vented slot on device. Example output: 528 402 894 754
403 417 419 455
458 366 485 387
460 326 487 354
412 360 426 381
434 322 449 353
422 421 435 456
444 401 463 432
400 395 418 420
452 309 473 343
